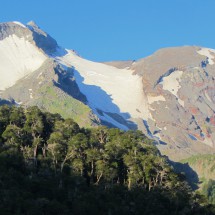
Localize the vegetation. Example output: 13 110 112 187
180 154 215 183
202 180 215 204
0 105 214 214
31 84 95 127
180 154 215 201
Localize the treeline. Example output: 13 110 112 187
0 105 214 214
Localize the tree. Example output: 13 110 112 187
47 131 65 174
2 124 25 148
24 106 45 166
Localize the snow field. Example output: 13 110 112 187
0 35 47 90
56 50 151 127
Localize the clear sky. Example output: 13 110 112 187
1 0 215 62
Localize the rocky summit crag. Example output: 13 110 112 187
1 21 215 161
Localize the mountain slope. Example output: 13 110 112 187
0 22 98 127
54 46 215 160
130 46 215 160
54 49 149 130
0 21 215 161
0 22 47 90
180 154 215 185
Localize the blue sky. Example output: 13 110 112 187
1 0 215 61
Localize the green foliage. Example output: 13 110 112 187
202 180 215 204
0 105 214 215
181 154 215 175
180 153 215 203
32 85 94 127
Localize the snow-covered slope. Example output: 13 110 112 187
55 49 150 129
0 27 47 90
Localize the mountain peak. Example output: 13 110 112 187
27 20 38 28
26 20 47 37
25 21 58 54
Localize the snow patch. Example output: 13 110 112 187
160 70 184 107
37 72 43 79
147 95 166 104
97 111 129 130
178 98 184 107
205 91 212 102
0 35 47 90
29 89 33 99
197 48 215 65
15 100 23 105
160 70 183 97
13 21 26 28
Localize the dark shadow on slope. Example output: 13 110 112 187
72 68 138 130
157 140 167 145
27 22 58 54
53 65 87 103
169 160 199 190
0 98 15 106
143 120 167 145
27 21 69 57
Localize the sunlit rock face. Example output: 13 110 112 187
130 46 215 160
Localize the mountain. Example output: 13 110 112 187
0 21 98 127
0 21 215 161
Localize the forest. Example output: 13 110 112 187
0 105 215 215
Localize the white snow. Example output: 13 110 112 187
15 101 23 105
54 49 151 127
160 70 184 107
95 110 129 130
147 95 166 104
160 70 183 97
205 91 212 102
178 98 184 107
29 89 33 99
197 48 215 65
37 72 43 79
13 21 27 28
0 35 47 90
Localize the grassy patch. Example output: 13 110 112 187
29 84 96 127
180 154 215 188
